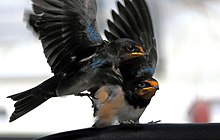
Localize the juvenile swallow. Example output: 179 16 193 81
92 77 159 128
105 0 158 95
7 0 145 122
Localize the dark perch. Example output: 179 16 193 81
37 123 220 140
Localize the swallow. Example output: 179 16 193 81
7 0 145 122
90 0 159 127
92 77 159 128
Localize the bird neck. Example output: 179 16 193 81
124 90 151 109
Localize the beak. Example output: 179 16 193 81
138 80 159 99
123 53 144 60
143 86 159 91
139 87 158 99
144 80 159 90
137 45 144 53
130 52 145 57
131 45 145 56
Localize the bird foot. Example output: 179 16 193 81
121 120 139 125
147 120 161 124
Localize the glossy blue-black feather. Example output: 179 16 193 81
105 0 157 80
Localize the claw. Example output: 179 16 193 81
121 120 138 125
147 120 161 124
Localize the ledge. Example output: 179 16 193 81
38 123 220 140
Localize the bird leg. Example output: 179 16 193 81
77 93 94 104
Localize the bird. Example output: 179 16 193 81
93 77 159 128
90 0 159 127
7 0 145 122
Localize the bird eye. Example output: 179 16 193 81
127 46 135 52
138 82 151 88
138 82 146 88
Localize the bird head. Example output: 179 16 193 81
123 76 159 108
108 38 145 60
136 77 159 100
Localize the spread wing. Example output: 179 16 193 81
104 0 157 80
27 0 103 74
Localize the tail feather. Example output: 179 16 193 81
9 97 46 122
7 76 59 122
14 96 33 109
8 89 49 122
8 89 32 101
14 96 39 112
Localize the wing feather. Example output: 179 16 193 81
105 0 157 79
27 0 103 74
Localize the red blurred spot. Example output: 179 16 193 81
190 100 209 123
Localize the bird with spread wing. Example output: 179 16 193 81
7 0 145 123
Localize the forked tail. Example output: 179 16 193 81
7 76 59 122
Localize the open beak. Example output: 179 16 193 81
138 80 159 99
130 52 145 57
131 45 145 57
124 45 145 60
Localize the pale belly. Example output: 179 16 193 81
116 102 146 123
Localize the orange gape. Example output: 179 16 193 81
138 87 157 99
138 45 144 53
144 80 159 88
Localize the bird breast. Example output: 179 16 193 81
117 101 146 122
94 85 146 126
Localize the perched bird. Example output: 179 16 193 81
93 77 159 128
90 0 159 127
7 0 145 122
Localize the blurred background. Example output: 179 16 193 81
1 0 220 139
